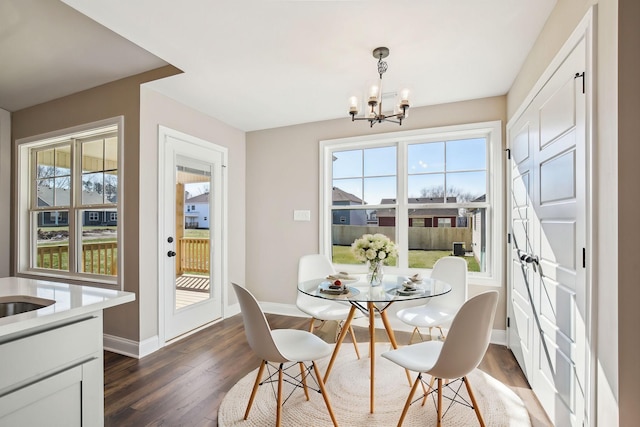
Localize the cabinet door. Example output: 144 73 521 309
0 365 83 426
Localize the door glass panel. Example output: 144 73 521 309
175 161 212 310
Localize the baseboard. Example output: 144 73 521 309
103 334 160 359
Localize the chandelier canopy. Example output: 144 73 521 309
348 47 410 127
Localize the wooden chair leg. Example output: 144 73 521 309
421 375 436 406
308 317 316 332
244 360 266 420
437 326 446 340
348 325 361 359
300 362 310 400
312 361 339 427
276 364 283 427
397 374 422 427
437 378 443 427
463 376 486 427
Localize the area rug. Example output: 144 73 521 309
218 343 531 426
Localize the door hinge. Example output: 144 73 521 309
507 317 510 328
575 72 585 94
505 148 511 159
583 248 586 268
507 233 511 244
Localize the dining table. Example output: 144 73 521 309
297 273 451 413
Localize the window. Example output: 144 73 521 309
16 118 122 285
320 121 502 284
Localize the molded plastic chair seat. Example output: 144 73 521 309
271 329 333 362
382 291 499 426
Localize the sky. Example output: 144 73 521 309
332 138 487 205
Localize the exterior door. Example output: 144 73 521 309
160 128 225 342
507 37 588 426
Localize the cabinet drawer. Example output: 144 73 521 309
0 314 102 394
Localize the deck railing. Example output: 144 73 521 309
37 238 210 276
178 238 209 274
37 242 118 276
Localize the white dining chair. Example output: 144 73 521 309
396 256 468 342
296 254 360 358
232 283 338 427
382 290 499 426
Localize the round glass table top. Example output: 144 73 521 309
298 274 451 303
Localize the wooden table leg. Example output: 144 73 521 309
380 309 412 386
323 304 356 382
368 301 375 414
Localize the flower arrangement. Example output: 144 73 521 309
351 233 397 286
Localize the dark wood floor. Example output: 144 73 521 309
104 314 552 426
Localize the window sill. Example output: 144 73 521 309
16 271 119 290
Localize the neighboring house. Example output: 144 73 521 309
376 197 461 227
185 192 210 229
331 187 367 225
36 186 117 227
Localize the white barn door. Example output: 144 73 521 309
508 34 590 426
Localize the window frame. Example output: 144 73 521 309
15 117 124 288
319 120 503 286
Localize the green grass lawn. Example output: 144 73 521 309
332 245 480 272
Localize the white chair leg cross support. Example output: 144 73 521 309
232 283 339 427
382 291 498 427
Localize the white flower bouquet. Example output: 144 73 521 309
351 233 397 286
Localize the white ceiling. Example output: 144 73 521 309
3 0 557 132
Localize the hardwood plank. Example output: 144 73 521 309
104 314 552 426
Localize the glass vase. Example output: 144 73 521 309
367 260 384 287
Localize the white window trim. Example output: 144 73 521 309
319 120 503 287
15 116 124 288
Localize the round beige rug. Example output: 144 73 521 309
218 343 531 426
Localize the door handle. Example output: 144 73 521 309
167 251 176 257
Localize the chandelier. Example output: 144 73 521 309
348 47 410 127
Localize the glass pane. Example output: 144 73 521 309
82 172 104 204
363 176 396 205
332 179 363 205
446 171 487 202
36 149 55 180
333 150 362 179
53 177 71 206
82 139 104 173
407 206 484 272
35 211 69 272
408 142 445 173
105 136 118 172
104 171 118 204
36 179 53 207
176 162 212 310
364 146 396 177
407 174 445 201
331 208 396 266
79 209 118 276
55 146 71 176
446 138 486 171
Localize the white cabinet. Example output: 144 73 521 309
0 312 104 426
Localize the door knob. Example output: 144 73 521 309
167 251 176 257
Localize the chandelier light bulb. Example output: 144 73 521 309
348 96 359 115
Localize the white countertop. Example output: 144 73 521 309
0 277 135 337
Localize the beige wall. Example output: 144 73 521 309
11 66 180 341
0 109 9 278
617 1 640 425
246 96 507 329
507 0 625 424
138 87 246 342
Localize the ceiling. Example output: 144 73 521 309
2 0 557 132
